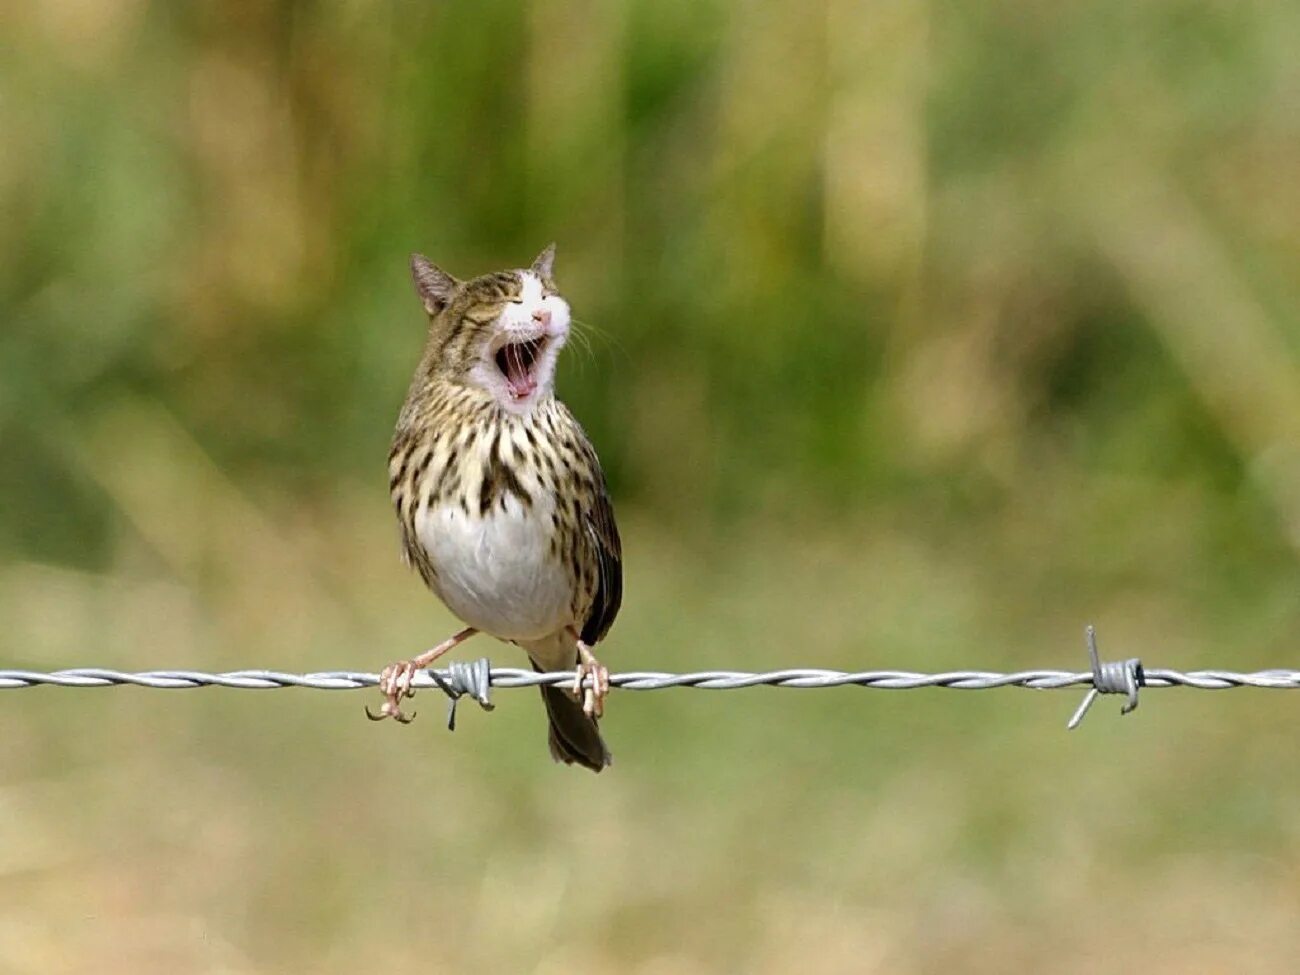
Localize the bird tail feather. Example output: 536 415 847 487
535 669 611 773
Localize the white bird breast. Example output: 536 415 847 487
413 493 573 642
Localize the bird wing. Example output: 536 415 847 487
579 469 623 646
551 402 623 648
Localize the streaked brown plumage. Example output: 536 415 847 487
370 244 621 772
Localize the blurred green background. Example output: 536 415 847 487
2 0 1300 971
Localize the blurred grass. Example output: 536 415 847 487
1 0 1299 972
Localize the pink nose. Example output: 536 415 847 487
532 308 552 327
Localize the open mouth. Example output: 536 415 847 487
494 337 547 400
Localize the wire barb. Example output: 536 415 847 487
429 657 495 731
1067 625 1144 730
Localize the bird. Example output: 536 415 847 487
368 244 622 772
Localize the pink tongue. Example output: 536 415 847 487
505 351 535 398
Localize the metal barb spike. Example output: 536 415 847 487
1067 626 1144 730
429 658 495 732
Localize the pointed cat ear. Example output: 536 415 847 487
530 242 556 280
410 254 459 316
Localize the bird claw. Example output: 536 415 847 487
365 702 416 723
366 628 479 727
573 642 609 718
368 660 422 724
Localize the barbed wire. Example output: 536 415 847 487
5 666 1300 693
2 629 1297 728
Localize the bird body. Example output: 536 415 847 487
399 401 587 644
417 478 572 644
374 246 620 772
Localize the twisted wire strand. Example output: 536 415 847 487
1 666 1298 691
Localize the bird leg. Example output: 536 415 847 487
571 635 610 718
367 627 477 723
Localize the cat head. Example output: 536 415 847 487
410 244 570 413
